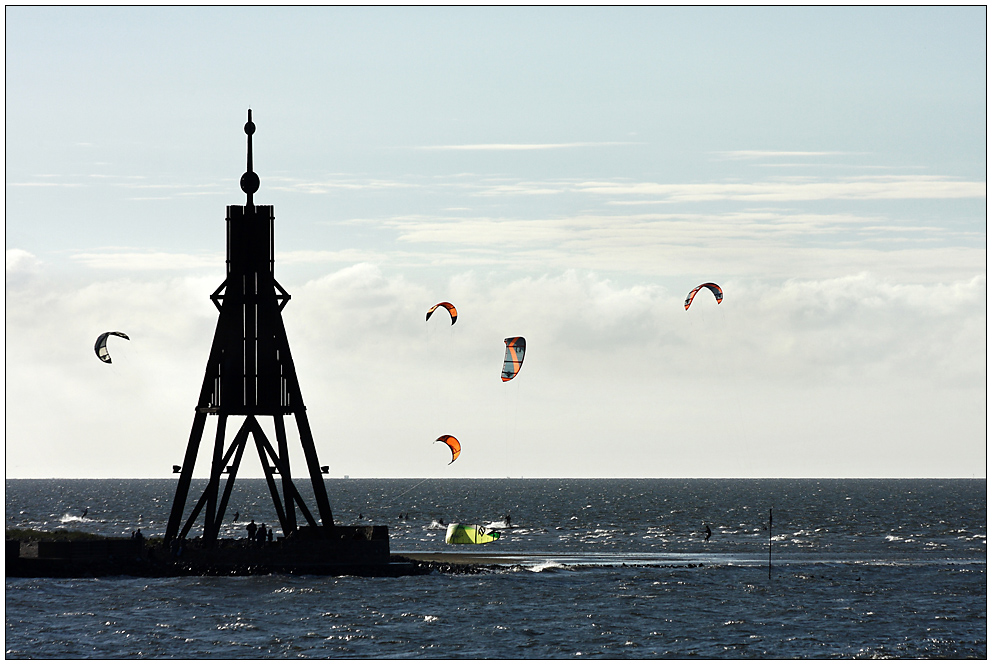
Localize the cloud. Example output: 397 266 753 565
415 142 642 151
71 251 223 271
260 171 985 204
4 263 984 478
369 210 983 282
279 249 394 265
576 176 985 202
267 176 416 195
6 248 42 274
7 175 223 200
7 181 83 188
714 150 852 159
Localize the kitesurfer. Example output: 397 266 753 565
81 508 88 518
705 524 712 542
234 511 239 522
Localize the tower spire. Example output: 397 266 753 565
240 109 260 208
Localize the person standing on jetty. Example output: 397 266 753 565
247 520 257 541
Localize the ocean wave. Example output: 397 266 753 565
58 513 96 524
527 560 565 573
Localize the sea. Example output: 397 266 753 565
5 478 987 659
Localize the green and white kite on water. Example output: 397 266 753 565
445 523 501 544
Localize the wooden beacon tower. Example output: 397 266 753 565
164 111 335 546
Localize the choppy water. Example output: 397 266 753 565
5 478 987 658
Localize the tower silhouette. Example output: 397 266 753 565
165 110 334 545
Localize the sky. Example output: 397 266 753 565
5 6 986 479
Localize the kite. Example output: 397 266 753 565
426 302 458 325
501 337 526 382
94 331 130 364
445 523 501 544
684 283 723 311
435 435 461 465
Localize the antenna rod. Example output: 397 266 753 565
240 109 260 209
247 109 253 174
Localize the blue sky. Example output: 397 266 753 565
5 7 986 478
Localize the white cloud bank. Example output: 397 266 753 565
375 211 983 283
5 260 985 479
576 176 985 202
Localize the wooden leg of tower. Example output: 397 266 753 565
251 424 289 534
165 410 208 545
294 409 335 529
179 484 211 541
203 414 228 544
253 430 318 528
179 418 253 541
214 432 248 539
274 415 298 534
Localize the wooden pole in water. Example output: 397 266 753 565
768 508 773 580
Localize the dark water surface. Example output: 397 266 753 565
5 478 986 658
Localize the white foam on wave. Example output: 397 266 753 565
59 514 95 524
885 534 917 543
426 520 447 530
527 560 564 573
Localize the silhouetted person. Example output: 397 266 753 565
247 520 257 541
81 509 88 518
257 524 267 543
267 529 273 542
234 511 239 522
705 524 712 542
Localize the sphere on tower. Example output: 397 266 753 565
240 171 259 195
